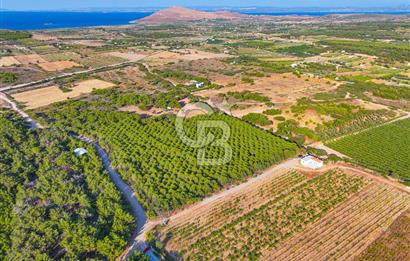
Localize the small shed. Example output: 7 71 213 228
300 155 324 169
74 148 88 157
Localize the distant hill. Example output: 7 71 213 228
135 6 248 24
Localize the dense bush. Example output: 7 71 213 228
242 113 273 126
227 91 270 103
0 72 18 83
0 30 31 40
263 109 281 116
0 111 134 260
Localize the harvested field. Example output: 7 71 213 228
0 56 21 67
12 79 115 109
14 54 46 65
38 61 80 72
268 183 410 261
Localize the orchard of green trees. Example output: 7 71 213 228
0 111 134 260
43 106 299 216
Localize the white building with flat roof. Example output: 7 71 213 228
300 155 324 169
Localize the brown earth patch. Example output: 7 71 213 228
195 73 336 104
12 79 115 109
14 54 46 65
107 52 148 62
38 61 80 72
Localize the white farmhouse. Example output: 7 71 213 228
300 155 324 169
195 82 205 88
74 148 88 157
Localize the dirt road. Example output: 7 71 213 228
165 158 299 223
0 93 43 129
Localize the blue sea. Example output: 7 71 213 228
1 11 409 31
0 12 153 30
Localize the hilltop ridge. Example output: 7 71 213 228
135 6 248 24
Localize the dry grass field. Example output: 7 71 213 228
12 79 115 109
0 56 21 67
14 54 47 65
155 165 410 261
38 61 81 72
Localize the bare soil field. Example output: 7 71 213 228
38 61 81 72
195 73 336 104
12 79 115 109
107 51 147 62
159 58 241 79
0 56 21 67
74 54 127 68
14 54 47 65
120 105 176 117
71 40 106 47
31 33 57 41
145 49 229 66
42 52 82 62
96 66 153 89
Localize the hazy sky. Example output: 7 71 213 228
1 0 409 10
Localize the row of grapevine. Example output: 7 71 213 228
269 183 410 261
161 171 307 248
168 170 369 260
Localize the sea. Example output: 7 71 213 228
0 12 153 30
1 11 409 31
